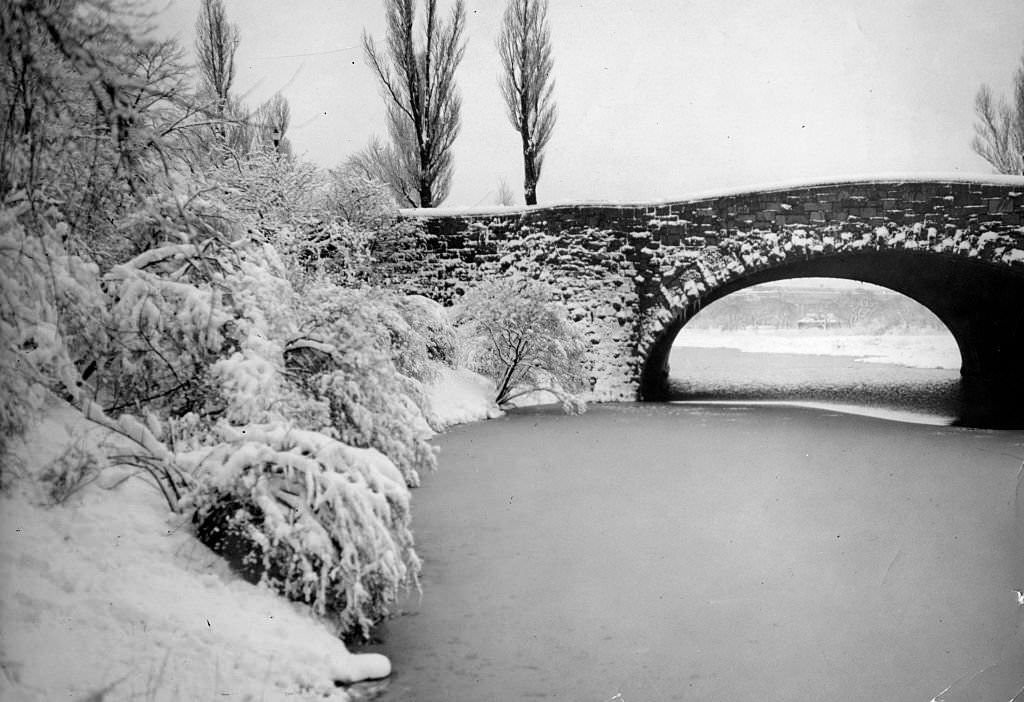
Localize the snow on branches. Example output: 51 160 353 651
185 424 420 639
0 205 108 461
455 275 587 412
286 286 444 487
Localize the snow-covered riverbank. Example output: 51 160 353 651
0 330 969 700
675 329 961 370
0 370 499 701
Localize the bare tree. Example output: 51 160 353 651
194 0 239 133
971 51 1024 175
362 0 466 208
495 177 515 206
0 0 194 253
346 136 414 206
498 0 556 205
255 92 292 154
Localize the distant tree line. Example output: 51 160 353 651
688 287 948 333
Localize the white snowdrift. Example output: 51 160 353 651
675 329 961 370
426 366 504 427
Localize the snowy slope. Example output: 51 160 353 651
0 368 498 702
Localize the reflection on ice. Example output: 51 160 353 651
667 346 1024 429
671 399 953 426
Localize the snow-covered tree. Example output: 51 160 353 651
0 0 196 266
972 51 1024 175
455 275 587 411
498 0 557 205
362 0 467 207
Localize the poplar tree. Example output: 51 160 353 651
194 0 239 138
971 51 1024 175
498 0 556 205
363 0 467 208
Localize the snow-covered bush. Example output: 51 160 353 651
323 168 399 231
92 229 434 633
1 0 454 669
288 286 440 486
394 294 459 369
37 430 108 505
320 167 438 291
187 424 420 640
454 275 588 412
0 205 109 465
100 237 237 418
204 144 325 229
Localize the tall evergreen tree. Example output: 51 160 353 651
498 0 556 205
363 0 466 208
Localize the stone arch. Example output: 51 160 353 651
639 249 1024 401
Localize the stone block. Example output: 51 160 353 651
987 198 1008 214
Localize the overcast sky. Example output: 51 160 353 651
153 0 1024 207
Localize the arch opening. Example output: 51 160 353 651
663 278 961 424
640 252 1024 428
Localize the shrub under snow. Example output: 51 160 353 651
287 285 443 487
455 275 588 412
0 205 108 464
3 193 454 641
99 230 441 635
185 424 420 640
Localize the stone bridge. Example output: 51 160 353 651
394 177 1024 402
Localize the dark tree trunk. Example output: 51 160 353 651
419 177 433 208
523 142 538 205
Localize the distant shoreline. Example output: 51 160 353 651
672 329 960 370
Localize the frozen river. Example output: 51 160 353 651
667 346 962 425
367 399 1024 701
667 334 1024 429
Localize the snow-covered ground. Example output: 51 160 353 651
675 329 961 370
0 369 499 702
426 367 504 426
